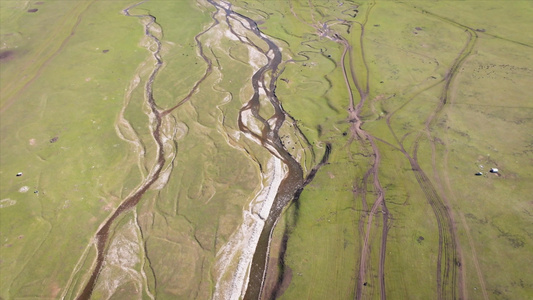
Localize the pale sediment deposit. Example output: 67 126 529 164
213 156 286 300
92 219 144 299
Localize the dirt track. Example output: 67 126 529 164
72 1 482 299
384 8 479 300
285 1 393 298
286 1 484 299
312 1 391 299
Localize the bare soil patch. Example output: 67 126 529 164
275 266 292 298
0 50 15 61
261 259 293 299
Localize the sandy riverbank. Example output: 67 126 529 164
213 154 286 300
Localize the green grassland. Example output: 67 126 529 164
1 0 532 299
237 0 533 299
1 1 149 298
2 0 271 298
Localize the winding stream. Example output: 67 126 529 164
204 1 306 298
73 1 473 299
74 0 321 298
75 2 167 299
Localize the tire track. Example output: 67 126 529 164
385 7 479 299
440 35 489 300
315 2 390 299
410 13 477 299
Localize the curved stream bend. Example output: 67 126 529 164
74 0 329 298
75 2 167 299
203 1 328 299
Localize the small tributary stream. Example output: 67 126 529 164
76 1 166 299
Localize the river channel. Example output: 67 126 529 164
204 1 306 298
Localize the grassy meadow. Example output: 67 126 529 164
235 0 533 299
1 1 149 298
1 0 532 299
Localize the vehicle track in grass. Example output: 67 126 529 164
410 13 477 300
342 5 391 300
316 1 392 299
439 24 489 300
288 1 390 298
300 2 479 298
385 7 479 300
439 52 489 300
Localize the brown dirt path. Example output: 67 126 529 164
383 7 479 299
326 2 390 299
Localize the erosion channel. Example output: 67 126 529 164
206 1 331 299
72 0 328 299
74 1 167 299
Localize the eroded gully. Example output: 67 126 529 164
204 1 335 299
74 0 328 298
205 2 304 299
74 2 167 299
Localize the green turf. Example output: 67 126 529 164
1 0 532 299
